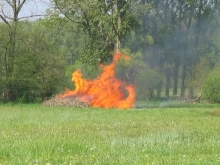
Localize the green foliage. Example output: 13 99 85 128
0 21 66 103
145 35 154 45
1 0 220 103
187 57 212 97
0 23 8 100
203 70 220 103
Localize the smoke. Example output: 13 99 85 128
119 0 220 105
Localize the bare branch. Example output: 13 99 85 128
17 0 27 14
17 14 46 20
0 14 10 25
62 12 83 24
1 7 13 20
5 0 13 8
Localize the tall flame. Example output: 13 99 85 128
57 52 135 109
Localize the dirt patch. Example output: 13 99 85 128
42 97 90 108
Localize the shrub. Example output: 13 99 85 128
203 70 220 103
115 49 163 100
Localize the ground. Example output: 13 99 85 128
0 103 220 164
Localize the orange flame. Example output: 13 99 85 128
57 52 135 109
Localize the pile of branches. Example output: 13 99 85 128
42 97 90 108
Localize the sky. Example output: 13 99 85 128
20 0 51 20
0 0 51 21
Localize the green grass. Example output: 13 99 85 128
0 104 220 165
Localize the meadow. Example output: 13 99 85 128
0 103 220 165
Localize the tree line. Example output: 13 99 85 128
0 0 220 103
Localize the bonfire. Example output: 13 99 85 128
43 52 135 109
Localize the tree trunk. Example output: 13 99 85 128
156 87 161 100
181 42 188 98
0 0 26 101
180 6 193 98
6 23 17 101
173 62 179 96
188 87 194 99
173 1 183 97
165 63 171 98
156 57 164 99
115 0 122 51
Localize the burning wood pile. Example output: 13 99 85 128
42 97 90 107
55 52 135 109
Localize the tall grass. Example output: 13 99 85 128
0 104 220 165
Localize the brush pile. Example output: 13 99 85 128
42 97 90 107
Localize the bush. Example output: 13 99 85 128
135 69 162 100
115 49 163 100
203 70 220 103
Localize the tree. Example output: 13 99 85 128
0 1 67 102
52 0 139 65
121 0 220 100
180 0 220 98
0 0 47 101
14 21 66 102
40 0 220 101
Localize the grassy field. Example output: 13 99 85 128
0 103 220 165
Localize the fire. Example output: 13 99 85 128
58 52 135 109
